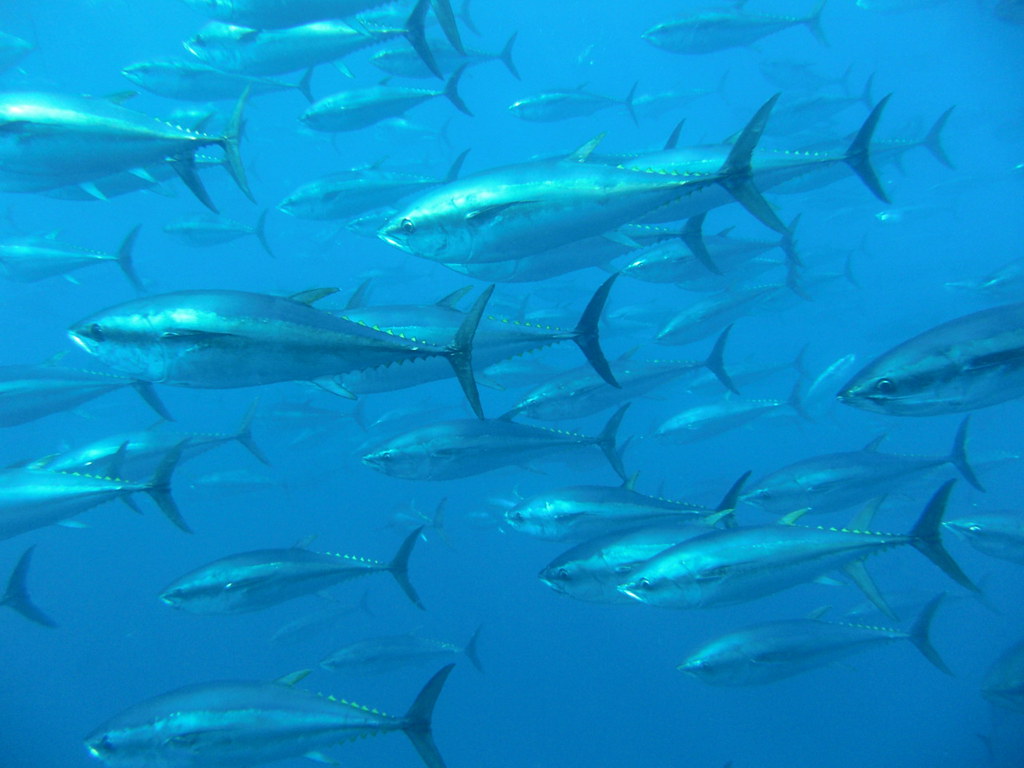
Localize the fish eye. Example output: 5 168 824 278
89 323 105 341
874 377 896 393
400 218 415 234
637 577 651 589
556 568 570 580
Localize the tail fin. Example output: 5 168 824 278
716 94 787 233
858 73 874 109
704 324 737 394
443 65 472 116
680 212 721 275
464 624 484 672
219 85 254 203
234 400 270 465
254 210 276 258
623 81 639 126
498 32 520 80
949 416 983 491
145 441 191 533
714 470 750 528
596 403 630 481
460 0 481 35
116 225 144 291
779 214 801 266
923 106 954 169
908 594 953 675
131 381 174 421
296 67 315 103
844 94 890 203
431 0 465 53
909 481 978 592
406 0 442 78
572 274 619 388
1 547 56 628
431 497 453 549
389 527 425 610
445 284 494 419
170 155 218 213
402 664 455 768
805 0 828 46
787 377 813 422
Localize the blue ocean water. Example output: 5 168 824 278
1 1 1023 767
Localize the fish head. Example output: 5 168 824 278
183 22 244 67
379 198 472 262
119 63 151 88
616 565 701 608
362 439 436 480
836 352 958 415
69 299 171 382
503 498 567 539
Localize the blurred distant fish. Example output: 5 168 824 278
122 59 313 102
188 467 277 493
0 225 143 289
0 362 171 427
982 636 1024 713
509 83 637 124
269 594 367 645
163 211 276 258
278 151 468 220
945 256 1024 301
371 32 519 80
301 66 472 133
678 596 951 685
995 0 1024 25
759 59 851 92
643 1 828 55
43 154 228 203
837 303 1024 416
655 382 807 444
1 546 56 627
85 665 455 768
631 85 714 119
321 627 483 674
362 404 629 481
160 528 426 612
0 31 32 72
944 512 1024 565
856 0 947 12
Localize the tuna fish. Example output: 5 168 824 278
0 363 172 427
0 444 188 538
1 546 56 627
0 90 250 212
371 33 519 80
163 211 276 257
982 637 1024 714
944 512 1024 564
85 664 455 768
678 596 951 685
742 417 983 515
122 59 313 102
362 404 630 481
160 528 425 612
837 303 1024 416
67 286 494 418
0 31 32 72
509 83 637 124
654 381 807 444
321 627 483 674
301 66 472 132
618 481 978 612
0 225 143 289
642 1 828 55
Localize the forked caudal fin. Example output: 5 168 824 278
845 94 891 203
704 324 737 394
949 415 983 491
445 284 494 419
1 546 57 628
595 403 630 481
389 527 426 610
145 441 191 534
716 94 788 234
116 224 144 292
909 594 953 675
402 664 455 768
443 65 473 117
405 0 443 79
909 480 979 592
573 273 620 388
234 399 271 466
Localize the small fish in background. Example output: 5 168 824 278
159 528 427 613
1 546 57 627
387 497 452 547
758 59 852 93
944 512 1024 565
85 665 456 768
855 0 949 12
994 0 1024 25
642 0 828 55
944 255 1024 302
163 210 276 258
300 66 472 133
677 596 951 685
371 32 519 80
122 59 314 102
982 636 1024 714
269 593 372 646
0 225 144 289
508 82 638 124
321 626 483 675
187 467 278 493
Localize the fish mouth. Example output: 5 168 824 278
377 229 410 252
616 585 644 602
68 329 96 355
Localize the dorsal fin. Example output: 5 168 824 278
289 287 339 306
663 119 685 150
435 285 474 308
805 606 830 621
291 534 317 550
622 471 640 491
850 496 885 531
345 278 372 310
779 507 811 525
568 133 605 163
862 433 886 452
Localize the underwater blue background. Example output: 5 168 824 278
1 1 1023 766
